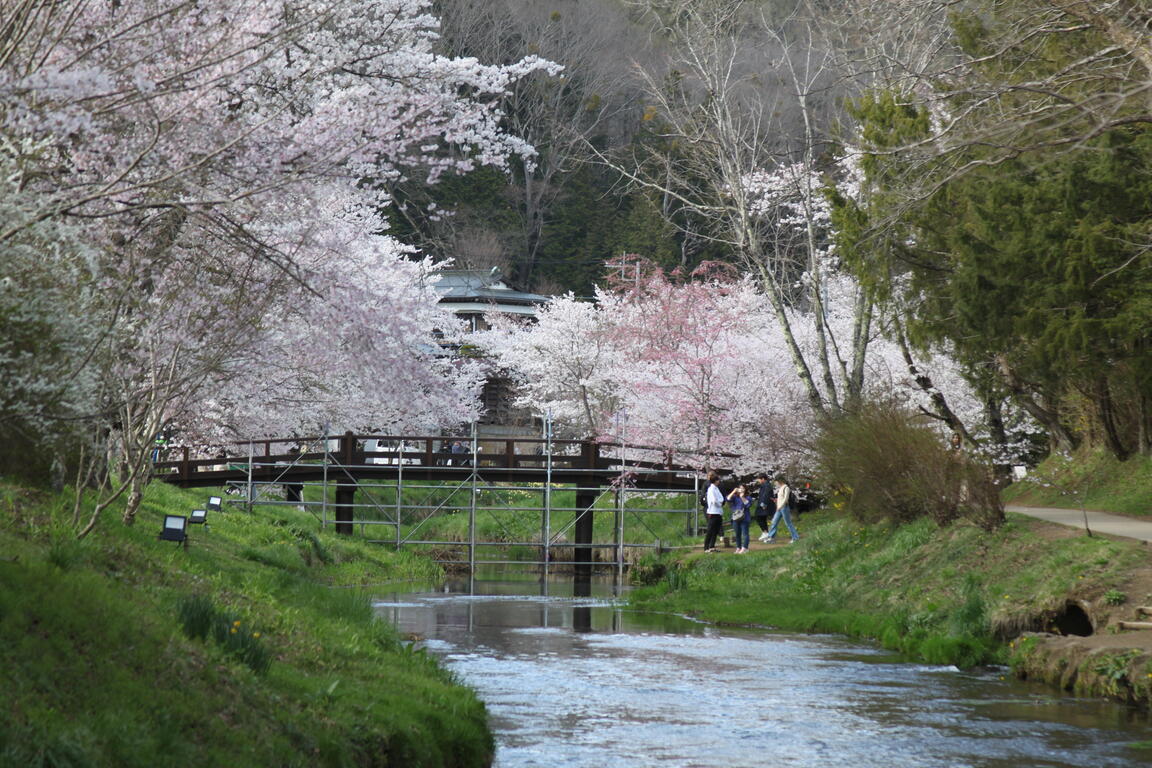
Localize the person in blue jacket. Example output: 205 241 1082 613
727 483 753 553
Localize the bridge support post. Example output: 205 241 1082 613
574 487 596 579
574 440 601 580
335 482 355 535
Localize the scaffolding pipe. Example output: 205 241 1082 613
217 429 704 574
395 439 403 550
468 421 477 573
543 413 553 578
245 441 254 514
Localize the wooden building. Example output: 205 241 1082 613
432 268 550 440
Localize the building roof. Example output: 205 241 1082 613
432 268 549 316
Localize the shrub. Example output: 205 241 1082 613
815 397 1004 530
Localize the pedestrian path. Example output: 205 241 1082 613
1006 504 1152 543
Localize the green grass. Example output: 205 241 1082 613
628 510 1145 668
1004 448 1152 516
0 478 492 768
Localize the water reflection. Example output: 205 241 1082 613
374 577 1152 768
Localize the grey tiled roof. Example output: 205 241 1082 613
432 269 549 307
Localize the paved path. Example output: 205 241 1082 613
1006 505 1152 543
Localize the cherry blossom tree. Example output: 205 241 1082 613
597 0 874 418
478 258 805 472
0 0 560 533
0 140 102 484
478 255 1038 476
476 293 624 439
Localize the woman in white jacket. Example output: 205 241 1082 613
703 472 725 553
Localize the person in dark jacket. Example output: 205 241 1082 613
754 473 775 543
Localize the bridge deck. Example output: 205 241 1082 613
153 432 709 490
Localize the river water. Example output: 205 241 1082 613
374 577 1152 768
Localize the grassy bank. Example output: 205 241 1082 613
0 479 492 768
629 510 1147 672
1004 448 1152 516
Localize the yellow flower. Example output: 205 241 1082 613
252 632 261 639
233 620 242 627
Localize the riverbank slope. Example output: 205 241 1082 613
629 509 1152 709
0 479 493 768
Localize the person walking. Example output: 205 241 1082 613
702 472 725 553
727 484 753 553
765 476 800 544
753 472 775 543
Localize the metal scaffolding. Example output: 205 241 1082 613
221 422 701 573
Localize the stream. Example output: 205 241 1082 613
374 576 1152 767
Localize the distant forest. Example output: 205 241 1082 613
396 0 753 295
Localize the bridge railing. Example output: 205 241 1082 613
151 431 740 484
151 433 602 482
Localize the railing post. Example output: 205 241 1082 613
341 431 355 466
180 446 190 482
321 426 330 530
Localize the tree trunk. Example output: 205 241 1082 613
1045 0 1152 76
1140 391 1152 456
893 320 975 445
758 265 827 417
798 89 840 413
995 355 1078 453
1095 375 1130 461
984 396 1008 448
846 287 873 408
121 474 145 526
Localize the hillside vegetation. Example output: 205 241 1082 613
633 511 1138 659
1004 448 1152 517
0 480 491 768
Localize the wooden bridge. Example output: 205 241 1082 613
153 432 717 572
153 432 705 491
